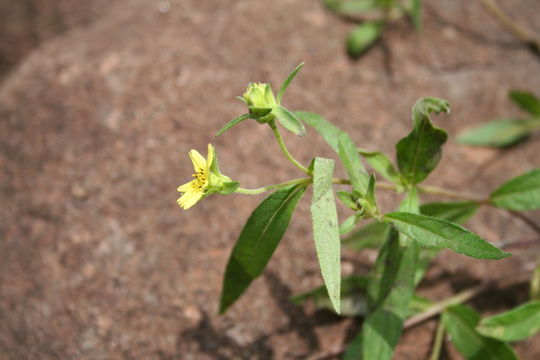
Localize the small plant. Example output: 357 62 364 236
177 64 540 359
458 90 540 147
322 0 423 58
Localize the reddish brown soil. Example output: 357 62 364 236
1 0 540 359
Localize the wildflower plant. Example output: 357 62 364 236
177 64 540 359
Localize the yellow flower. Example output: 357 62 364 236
177 144 214 210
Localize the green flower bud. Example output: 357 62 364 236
242 83 277 123
243 83 276 109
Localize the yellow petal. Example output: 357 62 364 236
177 191 203 210
177 180 194 192
206 143 214 170
189 149 206 172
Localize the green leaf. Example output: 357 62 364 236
339 133 370 195
215 113 249 136
414 247 440 285
457 118 539 147
311 157 341 314
384 212 510 259
342 220 390 251
358 149 404 186
337 190 358 210
273 106 306 136
509 90 540 116
443 305 518 360
420 201 479 224
323 0 378 14
295 111 342 152
365 174 377 208
345 228 419 360
396 97 450 184
219 185 306 313
490 168 540 211
477 301 540 342
346 22 383 58
339 215 359 235
290 275 368 316
398 187 420 214
277 62 304 104
295 111 370 194
410 0 422 29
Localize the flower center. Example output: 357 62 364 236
191 169 208 190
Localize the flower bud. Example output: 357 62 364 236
242 83 277 122
243 83 276 109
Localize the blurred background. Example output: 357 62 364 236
1 0 539 359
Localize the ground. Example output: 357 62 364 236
1 0 540 359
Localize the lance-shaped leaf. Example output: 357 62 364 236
345 191 420 360
344 200 478 252
490 168 540 211
215 114 249 136
295 111 370 194
443 305 518 360
420 201 479 224
396 97 450 185
384 212 510 259
295 111 342 152
509 90 540 116
345 228 418 360
457 118 539 147
476 301 540 342
339 133 370 195
359 149 404 186
219 185 306 313
273 106 306 136
347 22 384 58
277 62 304 104
339 214 362 235
311 157 342 313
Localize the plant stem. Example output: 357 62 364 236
269 120 310 175
429 319 446 360
235 177 311 195
404 262 534 330
480 0 540 51
404 284 486 329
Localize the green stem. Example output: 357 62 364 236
429 319 446 360
334 178 488 203
235 177 311 195
269 120 310 175
404 284 486 329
